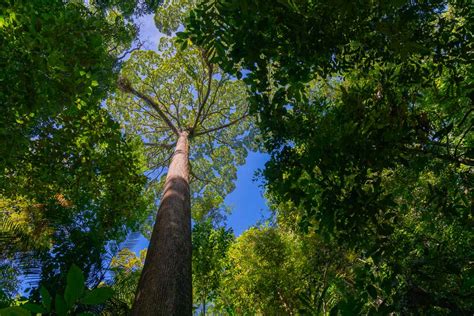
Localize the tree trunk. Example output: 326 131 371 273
131 131 192 316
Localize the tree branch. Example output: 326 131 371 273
190 169 217 186
118 77 180 136
454 123 473 157
458 107 474 128
193 60 214 130
194 113 249 137
144 142 176 149
117 40 144 61
174 82 185 129
199 75 226 126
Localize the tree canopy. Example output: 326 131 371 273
108 37 256 220
0 0 151 304
1 0 472 314
181 0 473 314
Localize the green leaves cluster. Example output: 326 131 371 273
192 220 234 312
1 0 151 301
107 35 257 220
183 0 473 314
0 0 136 168
0 265 114 316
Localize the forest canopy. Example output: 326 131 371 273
1 0 472 315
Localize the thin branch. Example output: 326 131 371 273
193 61 214 130
454 123 473 157
190 170 217 186
117 40 145 61
119 78 180 136
132 99 162 122
194 113 249 137
458 108 474 128
140 81 181 127
200 75 226 126
406 146 474 166
174 82 185 129
144 142 176 149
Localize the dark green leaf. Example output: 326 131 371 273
55 294 67 316
81 287 114 305
40 286 52 312
64 264 85 307
21 303 47 314
0 307 31 316
367 285 377 298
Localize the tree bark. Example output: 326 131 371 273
131 131 192 316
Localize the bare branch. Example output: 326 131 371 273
199 74 226 127
174 82 185 129
160 86 183 127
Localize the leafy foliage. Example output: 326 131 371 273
184 0 473 314
105 248 146 314
101 221 233 315
192 219 234 313
107 36 257 220
0 0 151 299
0 0 136 169
1 0 472 314
0 264 114 316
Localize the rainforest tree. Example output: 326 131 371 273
108 35 255 314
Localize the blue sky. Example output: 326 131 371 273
224 152 270 235
130 15 270 254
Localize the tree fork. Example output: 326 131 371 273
131 131 192 315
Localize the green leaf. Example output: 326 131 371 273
367 284 377 298
81 287 114 305
64 264 84 307
0 307 31 316
21 303 47 314
180 39 188 51
40 286 52 312
91 80 99 87
55 294 67 316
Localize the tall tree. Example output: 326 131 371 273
108 36 255 314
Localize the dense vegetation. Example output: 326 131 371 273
1 0 472 315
